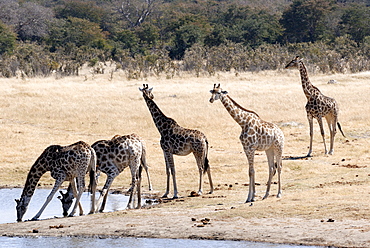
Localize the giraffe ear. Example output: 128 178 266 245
221 90 228 94
139 87 143 92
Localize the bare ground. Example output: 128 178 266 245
0 69 369 247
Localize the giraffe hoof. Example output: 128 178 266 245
245 199 254 203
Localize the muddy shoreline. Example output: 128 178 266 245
1 194 369 248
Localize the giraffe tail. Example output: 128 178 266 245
203 140 209 174
337 122 346 138
88 148 97 194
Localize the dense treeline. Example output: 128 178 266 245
1 0 370 78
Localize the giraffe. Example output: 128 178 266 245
60 134 149 214
15 141 97 222
139 84 213 199
209 84 284 202
285 56 345 157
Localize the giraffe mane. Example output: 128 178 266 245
226 95 260 117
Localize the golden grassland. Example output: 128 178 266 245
0 68 369 222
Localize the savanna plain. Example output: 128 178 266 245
0 68 369 247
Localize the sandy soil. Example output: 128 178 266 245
0 69 369 247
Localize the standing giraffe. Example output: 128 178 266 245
139 84 213 199
15 141 97 222
285 56 345 157
60 134 150 214
209 84 284 202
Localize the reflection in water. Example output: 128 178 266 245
0 188 130 224
0 236 320 248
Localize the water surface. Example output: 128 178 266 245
0 236 321 248
0 188 131 224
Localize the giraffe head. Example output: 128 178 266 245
15 197 28 222
209 84 228 103
139 84 154 99
285 56 301 69
58 190 74 217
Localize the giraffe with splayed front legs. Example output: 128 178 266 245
15 141 97 222
285 56 345 157
60 134 149 214
209 84 284 202
139 84 213 199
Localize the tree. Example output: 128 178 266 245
55 0 106 25
280 0 335 43
167 15 211 59
0 0 20 27
340 4 370 43
210 5 282 48
17 2 54 41
117 0 159 28
0 21 17 55
47 17 107 49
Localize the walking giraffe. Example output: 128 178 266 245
60 134 150 214
139 84 213 199
209 84 284 202
15 141 97 221
285 56 345 157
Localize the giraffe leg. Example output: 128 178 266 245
273 141 283 199
163 151 177 198
307 114 314 157
136 165 143 209
244 149 256 203
326 115 337 155
263 148 275 200
68 176 85 217
70 179 84 216
127 159 141 209
194 152 204 195
141 145 153 191
276 153 283 198
95 174 116 213
317 116 328 154
32 177 65 221
206 164 214 194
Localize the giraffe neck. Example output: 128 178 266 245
143 94 177 135
298 61 316 99
220 95 259 127
20 160 49 206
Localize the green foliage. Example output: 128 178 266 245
3 0 370 78
48 17 106 49
168 14 211 59
340 3 370 42
280 0 335 43
0 21 17 55
55 0 106 24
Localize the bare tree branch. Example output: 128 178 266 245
118 0 158 28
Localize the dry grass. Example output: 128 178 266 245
0 68 369 221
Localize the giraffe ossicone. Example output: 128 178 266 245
285 56 345 156
15 141 97 222
209 84 284 203
140 84 213 199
